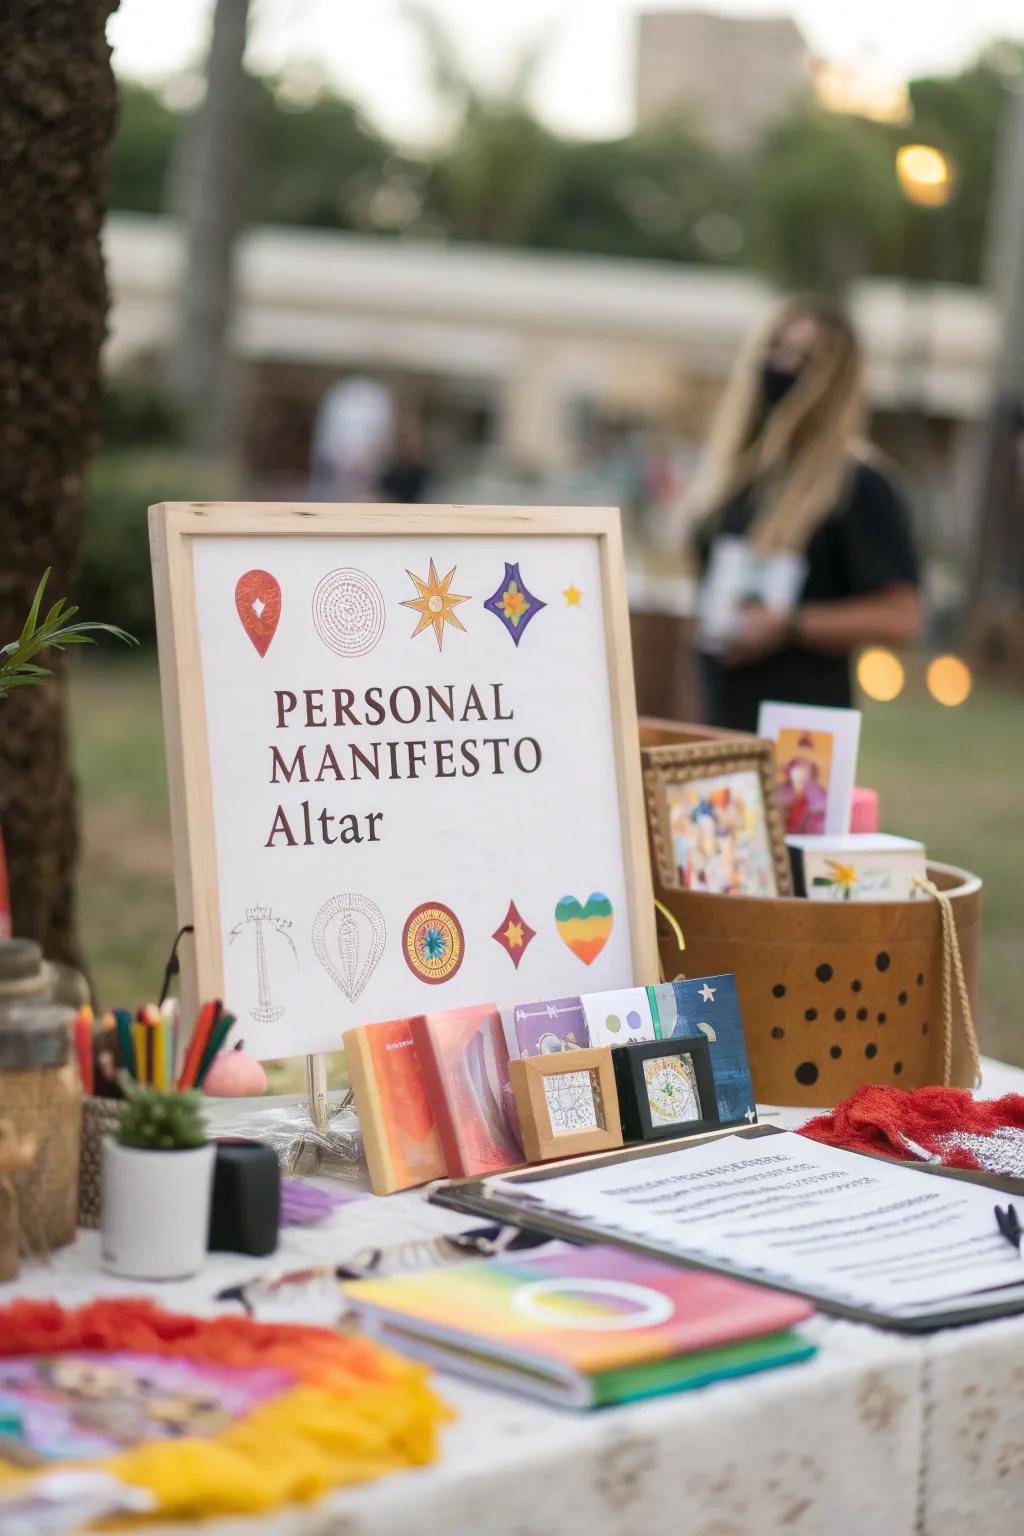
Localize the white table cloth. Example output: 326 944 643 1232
2 1056 1022 1536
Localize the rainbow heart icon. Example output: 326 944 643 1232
554 893 613 966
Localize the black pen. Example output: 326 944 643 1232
994 1204 1022 1254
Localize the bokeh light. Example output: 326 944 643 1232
857 648 905 702
926 655 973 707
895 143 954 207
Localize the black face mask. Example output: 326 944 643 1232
761 363 800 408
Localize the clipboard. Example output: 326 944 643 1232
430 1126 1024 1334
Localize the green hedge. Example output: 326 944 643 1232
80 451 234 644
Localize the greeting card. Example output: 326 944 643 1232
412 1005 523 1177
501 996 590 1059
344 1017 446 1194
658 975 756 1128
581 987 658 1048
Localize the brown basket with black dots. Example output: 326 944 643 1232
652 862 982 1107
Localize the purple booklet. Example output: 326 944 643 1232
502 996 590 1057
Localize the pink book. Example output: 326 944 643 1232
411 1005 524 1177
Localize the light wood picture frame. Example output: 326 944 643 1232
509 1047 623 1162
149 502 658 1055
642 735 792 898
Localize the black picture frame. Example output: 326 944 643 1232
612 1037 721 1143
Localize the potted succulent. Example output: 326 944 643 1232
101 1077 215 1280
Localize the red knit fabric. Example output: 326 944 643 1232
800 1084 1024 1169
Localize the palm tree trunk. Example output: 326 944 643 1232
0 0 119 964
170 0 252 457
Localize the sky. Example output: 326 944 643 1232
108 0 1024 143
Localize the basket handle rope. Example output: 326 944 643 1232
654 899 687 984
912 877 981 1089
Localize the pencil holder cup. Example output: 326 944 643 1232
78 1097 125 1228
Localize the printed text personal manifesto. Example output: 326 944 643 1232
264 682 541 848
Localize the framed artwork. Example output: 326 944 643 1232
642 737 791 898
509 1048 623 1163
149 503 658 1059
757 702 861 839
612 1037 720 1143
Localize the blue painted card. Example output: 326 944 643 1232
660 975 756 1128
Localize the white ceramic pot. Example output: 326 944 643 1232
100 1138 215 1280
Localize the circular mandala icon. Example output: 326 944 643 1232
402 902 465 985
312 568 386 657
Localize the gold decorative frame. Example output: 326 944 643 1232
509 1048 623 1163
642 735 792 897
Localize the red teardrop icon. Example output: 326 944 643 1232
234 569 281 657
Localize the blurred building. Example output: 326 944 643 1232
634 9 811 149
104 213 996 564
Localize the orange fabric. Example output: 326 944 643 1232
0 1297 395 1391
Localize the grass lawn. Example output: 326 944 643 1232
69 655 1024 1069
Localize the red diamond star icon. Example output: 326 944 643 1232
491 900 536 970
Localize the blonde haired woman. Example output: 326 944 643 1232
691 297 922 730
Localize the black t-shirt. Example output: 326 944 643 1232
697 458 920 731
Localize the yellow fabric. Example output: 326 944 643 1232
0 1375 451 1522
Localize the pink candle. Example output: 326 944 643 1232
849 787 879 834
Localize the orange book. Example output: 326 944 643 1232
344 1018 446 1195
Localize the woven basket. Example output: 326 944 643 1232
78 1097 125 1229
0 1062 81 1251
653 862 982 1107
0 1182 17 1282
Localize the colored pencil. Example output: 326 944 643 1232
194 1011 236 1088
178 1000 220 1090
132 1021 148 1086
152 1017 168 1090
114 1008 136 1080
74 1007 94 1095
161 998 179 1086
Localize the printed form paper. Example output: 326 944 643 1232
504 1133 1024 1317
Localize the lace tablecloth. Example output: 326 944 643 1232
2 1056 1022 1536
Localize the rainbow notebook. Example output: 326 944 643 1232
346 1244 815 1407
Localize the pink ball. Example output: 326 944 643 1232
202 1050 268 1097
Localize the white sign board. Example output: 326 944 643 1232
150 504 657 1058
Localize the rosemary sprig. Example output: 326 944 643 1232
0 568 137 700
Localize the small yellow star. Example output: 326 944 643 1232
563 584 582 607
503 921 524 950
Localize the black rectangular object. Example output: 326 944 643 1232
208 1138 280 1256
612 1036 720 1142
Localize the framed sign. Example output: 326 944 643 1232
150 503 657 1058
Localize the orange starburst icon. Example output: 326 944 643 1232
401 559 470 650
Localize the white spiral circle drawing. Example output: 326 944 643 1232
312 568 386 657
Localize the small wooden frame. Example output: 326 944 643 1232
509 1048 623 1163
612 1036 720 1143
642 735 791 898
